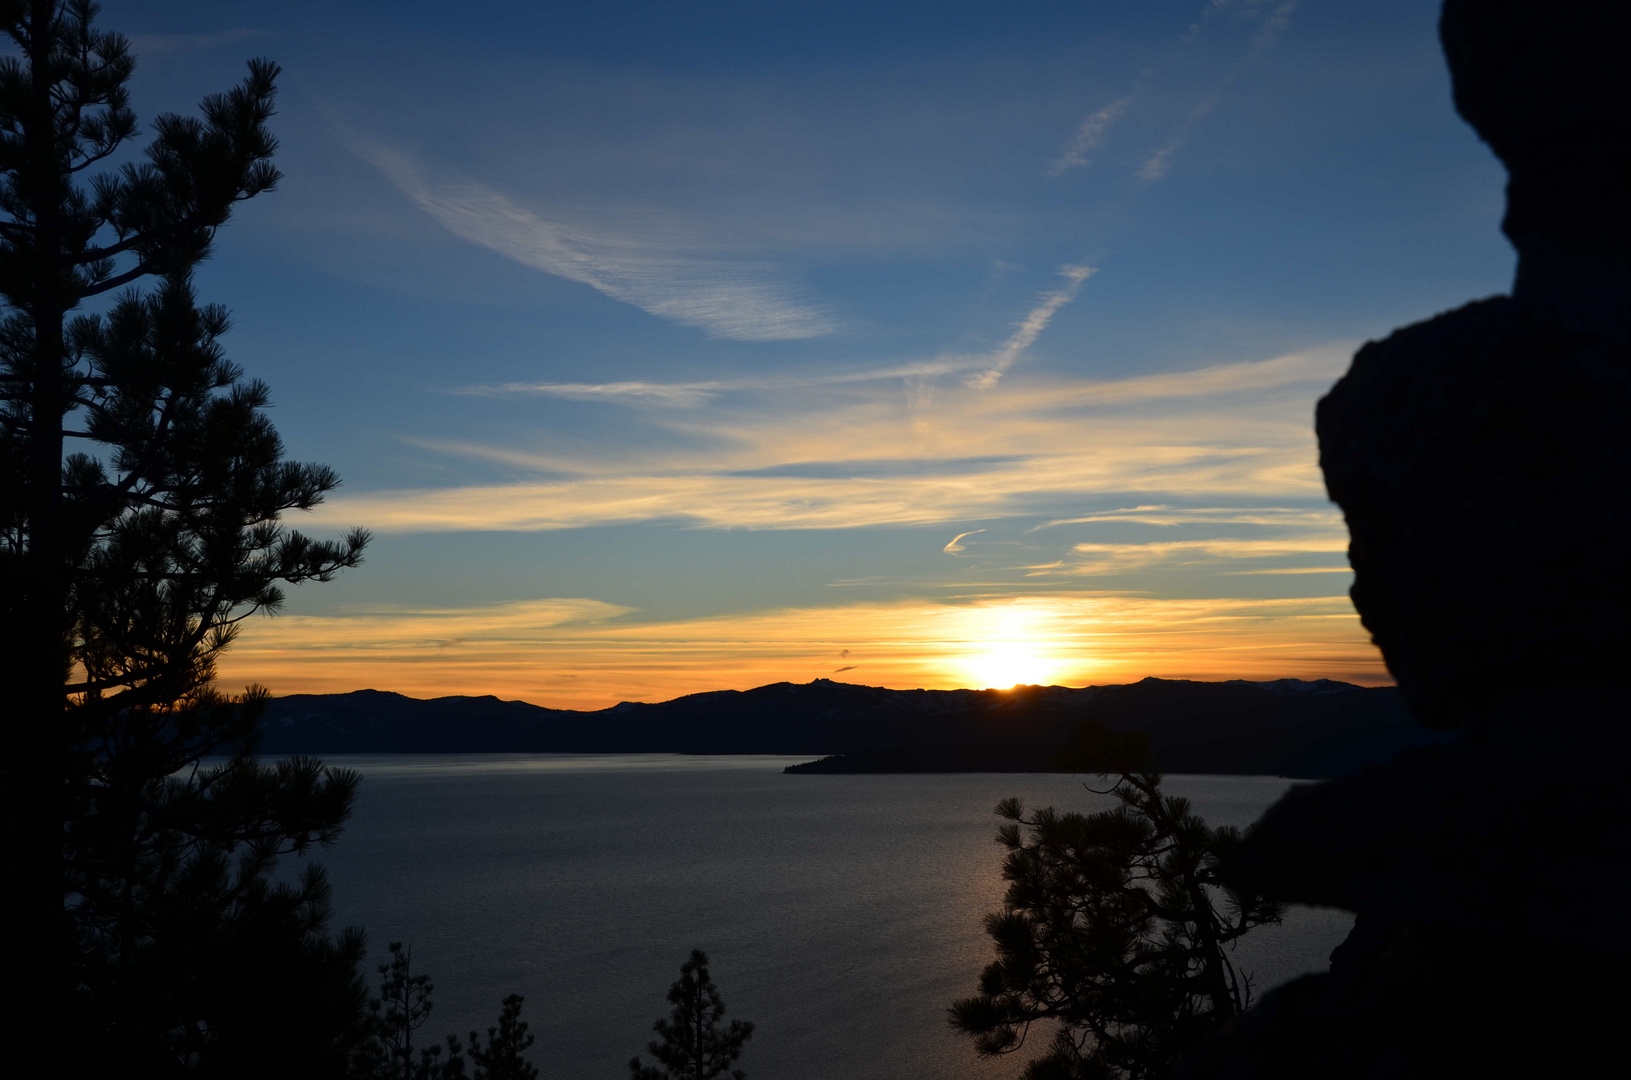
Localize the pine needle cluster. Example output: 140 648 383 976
951 721 1283 1080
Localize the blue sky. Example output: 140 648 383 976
114 0 1509 706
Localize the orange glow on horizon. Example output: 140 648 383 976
214 592 1390 710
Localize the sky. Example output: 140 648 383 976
112 0 1510 708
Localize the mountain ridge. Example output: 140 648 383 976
258 676 1442 777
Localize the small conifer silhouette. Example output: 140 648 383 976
358 944 539 1080
629 950 754 1080
468 994 539 1080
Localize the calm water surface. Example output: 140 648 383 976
306 755 1352 1080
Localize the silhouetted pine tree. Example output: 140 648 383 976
467 995 539 1080
630 950 754 1080
949 720 1283 1080
357 942 467 1080
0 1 368 1065
373 942 440 1078
356 944 539 1080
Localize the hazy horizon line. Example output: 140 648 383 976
261 669 1397 712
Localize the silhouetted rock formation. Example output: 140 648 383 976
1319 0 1631 729
1188 3 1631 1076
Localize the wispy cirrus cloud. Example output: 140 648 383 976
1136 0 1300 182
445 254 1097 412
1057 536 1348 575
1047 94 1137 176
943 530 985 554
966 264 1096 391
1038 504 1343 530
461 381 728 409
1135 101 1213 181
347 137 835 342
457 344 1344 418
1034 347 1344 405
244 597 636 647
1050 0 1302 186
1245 0 1301 56
307 344 1352 534
453 359 987 409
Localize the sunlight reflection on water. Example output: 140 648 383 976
299 756 1351 1080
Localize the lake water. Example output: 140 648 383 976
307 755 1352 1080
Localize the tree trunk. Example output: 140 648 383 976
9 0 74 1039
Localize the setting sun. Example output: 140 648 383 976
964 643 1059 689
957 607 1068 689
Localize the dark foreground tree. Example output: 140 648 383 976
0 1 368 1065
356 943 540 1080
950 720 1283 1080
467 994 540 1080
630 950 754 1080
362 942 447 1080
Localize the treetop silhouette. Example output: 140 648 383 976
630 950 755 1080
357 942 540 1080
